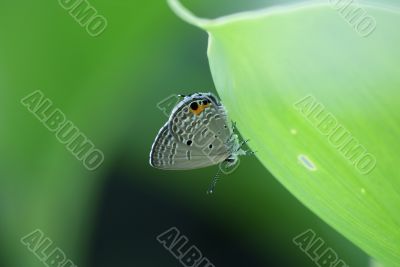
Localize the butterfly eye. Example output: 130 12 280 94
190 102 198 111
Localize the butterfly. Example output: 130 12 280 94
149 93 251 193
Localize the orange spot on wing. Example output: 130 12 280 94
191 103 211 116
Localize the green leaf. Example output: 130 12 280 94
168 0 400 266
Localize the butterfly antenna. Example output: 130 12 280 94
207 168 222 195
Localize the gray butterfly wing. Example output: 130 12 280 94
150 93 239 170
149 122 231 170
168 93 233 149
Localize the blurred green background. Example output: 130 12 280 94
0 0 373 266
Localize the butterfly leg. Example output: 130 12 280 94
231 121 237 132
235 139 250 152
244 149 257 156
224 121 237 145
207 168 222 194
